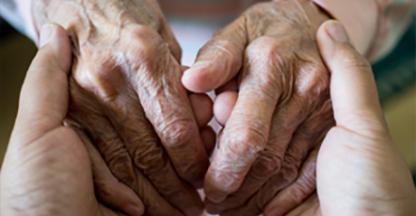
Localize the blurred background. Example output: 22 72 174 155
0 3 415 182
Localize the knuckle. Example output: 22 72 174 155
225 125 267 160
254 150 283 175
295 63 330 97
106 152 136 185
247 36 281 62
281 156 300 182
72 54 122 100
125 27 166 60
161 118 194 151
93 135 135 185
200 38 243 72
202 39 236 58
292 170 316 198
131 135 166 173
245 36 289 92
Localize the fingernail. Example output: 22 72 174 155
326 21 349 43
39 24 56 47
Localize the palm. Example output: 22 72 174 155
1 124 120 216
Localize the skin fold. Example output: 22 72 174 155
31 0 215 215
183 0 333 215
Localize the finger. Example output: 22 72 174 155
76 129 145 216
103 90 204 216
68 112 183 216
200 126 216 156
14 24 72 143
189 93 213 127
220 150 317 216
182 16 247 93
71 54 203 215
264 149 319 216
253 102 332 210
206 100 330 213
131 169 183 216
69 72 139 189
205 37 286 203
213 91 238 125
130 44 209 187
317 20 384 132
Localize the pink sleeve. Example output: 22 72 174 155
313 0 414 61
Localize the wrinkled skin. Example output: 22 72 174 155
266 21 416 216
32 0 213 215
182 0 334 215
0 26 142 216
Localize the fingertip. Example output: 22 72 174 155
317 20 351 65
182 66 213 93
317 20 350 44
214 91 238 125
183 59 234 93
38 23 72 72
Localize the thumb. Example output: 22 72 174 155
317 20 385 134
12 24 72 145
182 17 247 93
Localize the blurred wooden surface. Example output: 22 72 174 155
0 29 415 170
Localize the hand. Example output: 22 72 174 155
183 0 332 214
266 20 416 216
31 1 213 215
0 24 145 216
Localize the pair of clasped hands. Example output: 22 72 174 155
1 0 415 215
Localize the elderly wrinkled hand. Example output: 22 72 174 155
31 0 214 215
267 20 416 216
183 0 333 215
0 24 145 216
